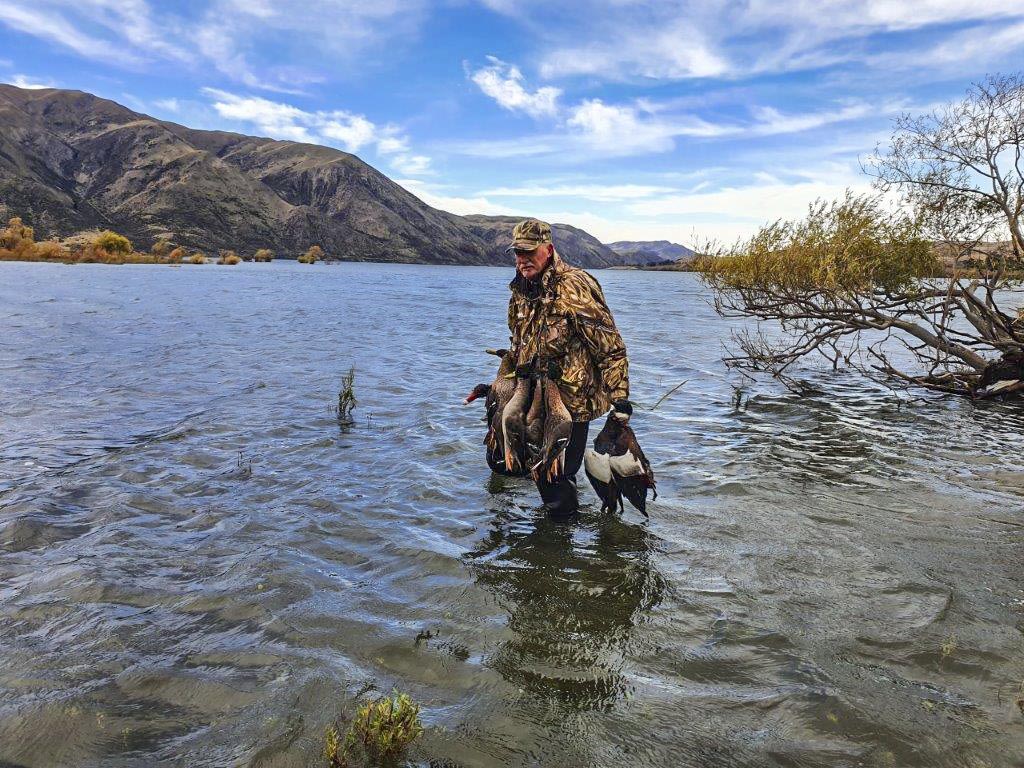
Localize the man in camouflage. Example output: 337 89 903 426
505 218 631 516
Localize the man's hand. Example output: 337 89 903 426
611 398 633 420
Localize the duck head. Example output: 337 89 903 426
464 383 491 404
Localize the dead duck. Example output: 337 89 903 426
525 376 545 450
464 349 515 455
584 411 656 517
531 378 573 483
501 371 533 472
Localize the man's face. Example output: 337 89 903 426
514 243 553 281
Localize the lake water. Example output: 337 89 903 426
1 260 1023 767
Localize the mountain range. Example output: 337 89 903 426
605 240 696 265
0 84 688 269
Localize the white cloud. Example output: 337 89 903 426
390 154 432 175
194 22 264 91
747 102 878 136
869 19 1024 71
0 0 426 91
153 97 180 113
566 100 675 154
0 1 128 61
202 88 431 173
193 0 429 91
205 89 315 142
452 97 885 160
470 56 560 117
320 114 377 152
564 98 744 155
481 183 678 202
475 161 883 244
376 135 410 155
621 169 877 243
484 0 1024 82
541 20 729 81
9 73 55 89
398 178 518 216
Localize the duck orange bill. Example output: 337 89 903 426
464 384 490 403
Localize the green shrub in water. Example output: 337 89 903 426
337 367 357 425
325 692 423 767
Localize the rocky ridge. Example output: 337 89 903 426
0 84 622 268
605 240 696 266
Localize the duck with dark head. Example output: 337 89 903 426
464 348 524 475
584 402 657 517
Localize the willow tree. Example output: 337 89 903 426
701 74 1024 399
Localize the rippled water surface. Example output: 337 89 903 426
1 261 1023 767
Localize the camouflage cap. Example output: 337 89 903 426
508 218 553 252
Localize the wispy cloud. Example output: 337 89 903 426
203 88 432 174
469 56 560 116
868 19 1024 72
480 183 679 202
0 0 427 91
8 73 55 89
540 18 728 81
399 178 518 216
0 1 134 62
450 94 888 160
483 0 1024 82
746 102 879 136
390 154 432 175
617 162 876 242
152 97 180 113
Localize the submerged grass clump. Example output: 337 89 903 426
337 366 357 425
325 692 424 767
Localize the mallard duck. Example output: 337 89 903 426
464 349 515 454
584 411 656 516
531 378 573 483
525 376 545 450
502 370 535 472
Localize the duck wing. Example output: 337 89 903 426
584 447 621 513
501 377 531 472
531 379 573 482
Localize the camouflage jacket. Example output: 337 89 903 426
507 251 629 422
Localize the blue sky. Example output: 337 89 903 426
3 1 1024 244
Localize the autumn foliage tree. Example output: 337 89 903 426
701 74 1024 399
0 217 35 259
151 239 172 258
94 230 132 255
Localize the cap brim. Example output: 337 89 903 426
507 239 550 252
506 241 539 254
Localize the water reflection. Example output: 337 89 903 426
466 508 664 712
